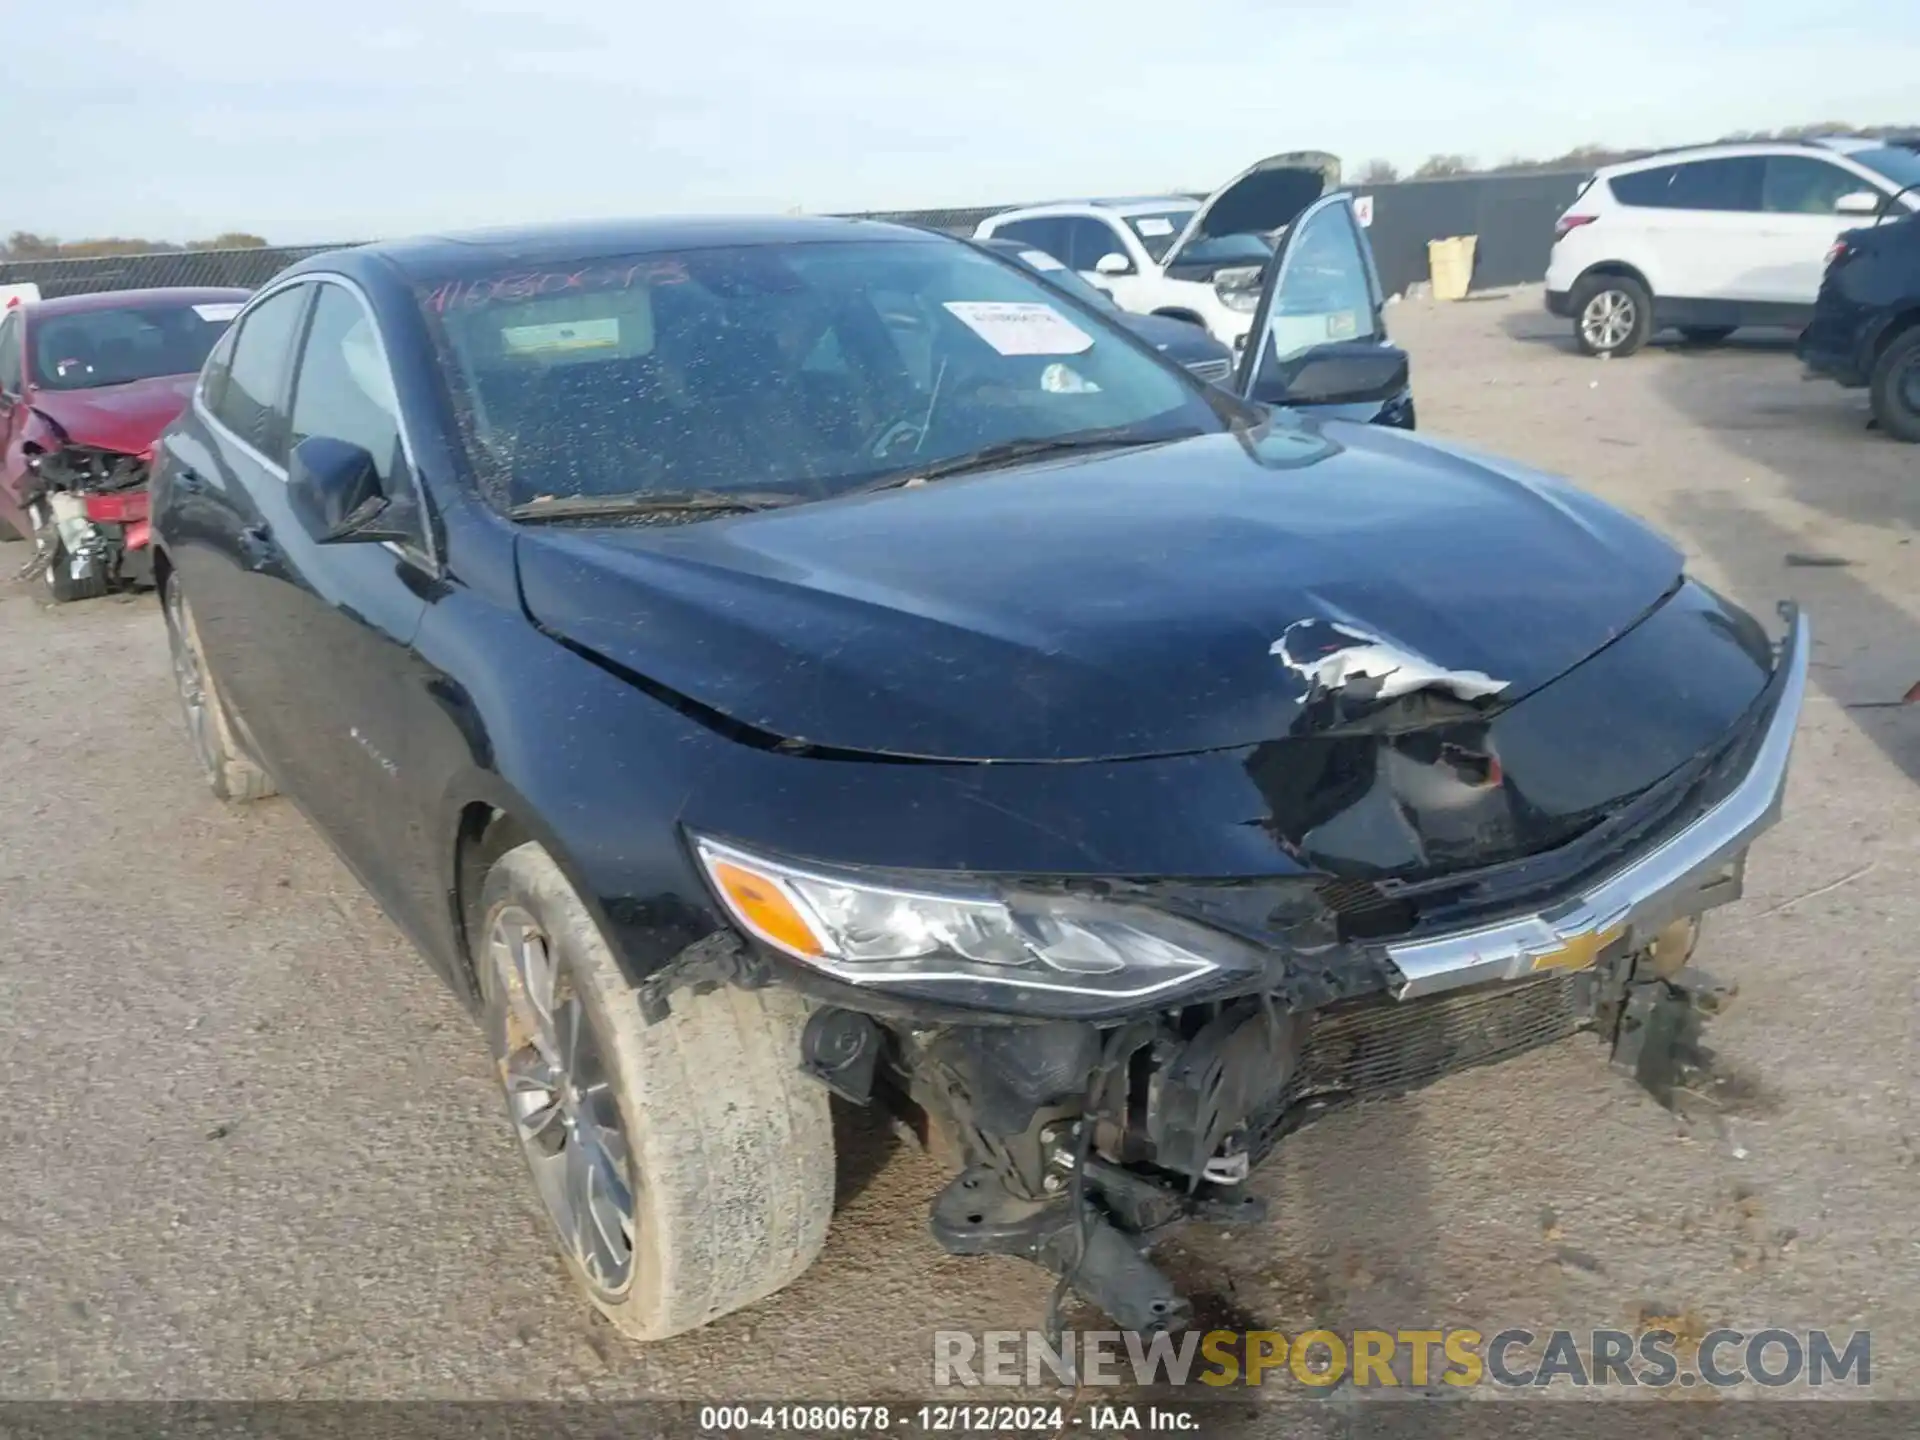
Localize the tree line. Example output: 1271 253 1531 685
2 231 269 260
8 120 1917 256
1349 121 1918 185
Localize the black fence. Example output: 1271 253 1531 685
0 169 1588 302
1351 168 1588 295
0 244 341 298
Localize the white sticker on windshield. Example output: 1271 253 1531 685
1040 363 1101 394
193 302 244 322
1019 249 1066 271
1134 217 1175 237
501 317 620 355
943 302 1093 356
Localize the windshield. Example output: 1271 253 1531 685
1123 211 1196 261
28 300 240 392
1851 145 1920 200
418 238 1223 513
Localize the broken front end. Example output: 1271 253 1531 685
677 589 1808 1333
22 444 155 595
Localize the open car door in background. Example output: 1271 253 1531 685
1233 191 1415 429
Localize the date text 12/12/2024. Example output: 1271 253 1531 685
699 1404 1202 1432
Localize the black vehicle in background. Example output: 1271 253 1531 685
1798 203 1920 441
149 208 1798 1342
977 237 1236 383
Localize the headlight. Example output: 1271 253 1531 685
1215 266 1263 312
692 836 1258 1017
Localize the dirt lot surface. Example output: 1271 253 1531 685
2 287 1916 1407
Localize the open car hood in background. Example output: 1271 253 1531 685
1161 151 1343 269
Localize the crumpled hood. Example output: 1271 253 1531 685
29 374 197 455
515 422 1683 762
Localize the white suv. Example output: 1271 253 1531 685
974 153 1340 351
1545 137 1920 356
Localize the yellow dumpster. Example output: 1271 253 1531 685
1427 235 1478 301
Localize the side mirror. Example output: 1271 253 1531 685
287 435 410 544
1094 252 1133 277
1835 191 1882 217
1246 339 1409 408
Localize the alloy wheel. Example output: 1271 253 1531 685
487 905 637 1296
165 584 222 781
1899 350 1920 414
1580 290 1636 352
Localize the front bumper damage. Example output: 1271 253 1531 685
851 606 1810 1332
17 444 153 592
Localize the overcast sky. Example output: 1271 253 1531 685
16 0 1920 244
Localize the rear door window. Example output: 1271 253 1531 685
1610 157 1763 212
214 284 311 464
1668 158 1763 212
991 218 1072 263
1608 166 1677 207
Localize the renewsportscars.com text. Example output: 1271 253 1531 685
934 1327 1872 1390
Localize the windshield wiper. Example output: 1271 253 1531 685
509 489 803 522
851 429 1196 494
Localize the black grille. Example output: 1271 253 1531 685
1316 876 1418 940
1185 357 1232 383
1286 972 1585 1109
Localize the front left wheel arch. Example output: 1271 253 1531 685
443 778 684 1012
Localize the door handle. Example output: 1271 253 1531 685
174 468 206 494
239 522 279 571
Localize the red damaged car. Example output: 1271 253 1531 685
0 287 247 600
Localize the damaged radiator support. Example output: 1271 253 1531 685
917 946 1735 1332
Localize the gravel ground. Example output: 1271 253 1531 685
1 287 1915 1406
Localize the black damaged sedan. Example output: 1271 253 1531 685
150 212 1806 1339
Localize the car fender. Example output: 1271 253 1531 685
411 589 732 1001
1574 248 1662 302
1864 303 1920 373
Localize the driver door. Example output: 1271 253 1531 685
1233 192 1414 429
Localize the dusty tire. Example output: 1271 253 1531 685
162 572 277 802
1678 325 1736 346
1571 273 1653 357
1868 326 1920 443
478 841 834 1341
40 533 110 603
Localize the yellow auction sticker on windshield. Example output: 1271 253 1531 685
501 318 620 355
944 302 1094 356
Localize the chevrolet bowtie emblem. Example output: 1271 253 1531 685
1529 923 1627 973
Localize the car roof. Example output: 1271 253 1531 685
1599 136 1890 174
336 215 939 279
21 286 251 318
